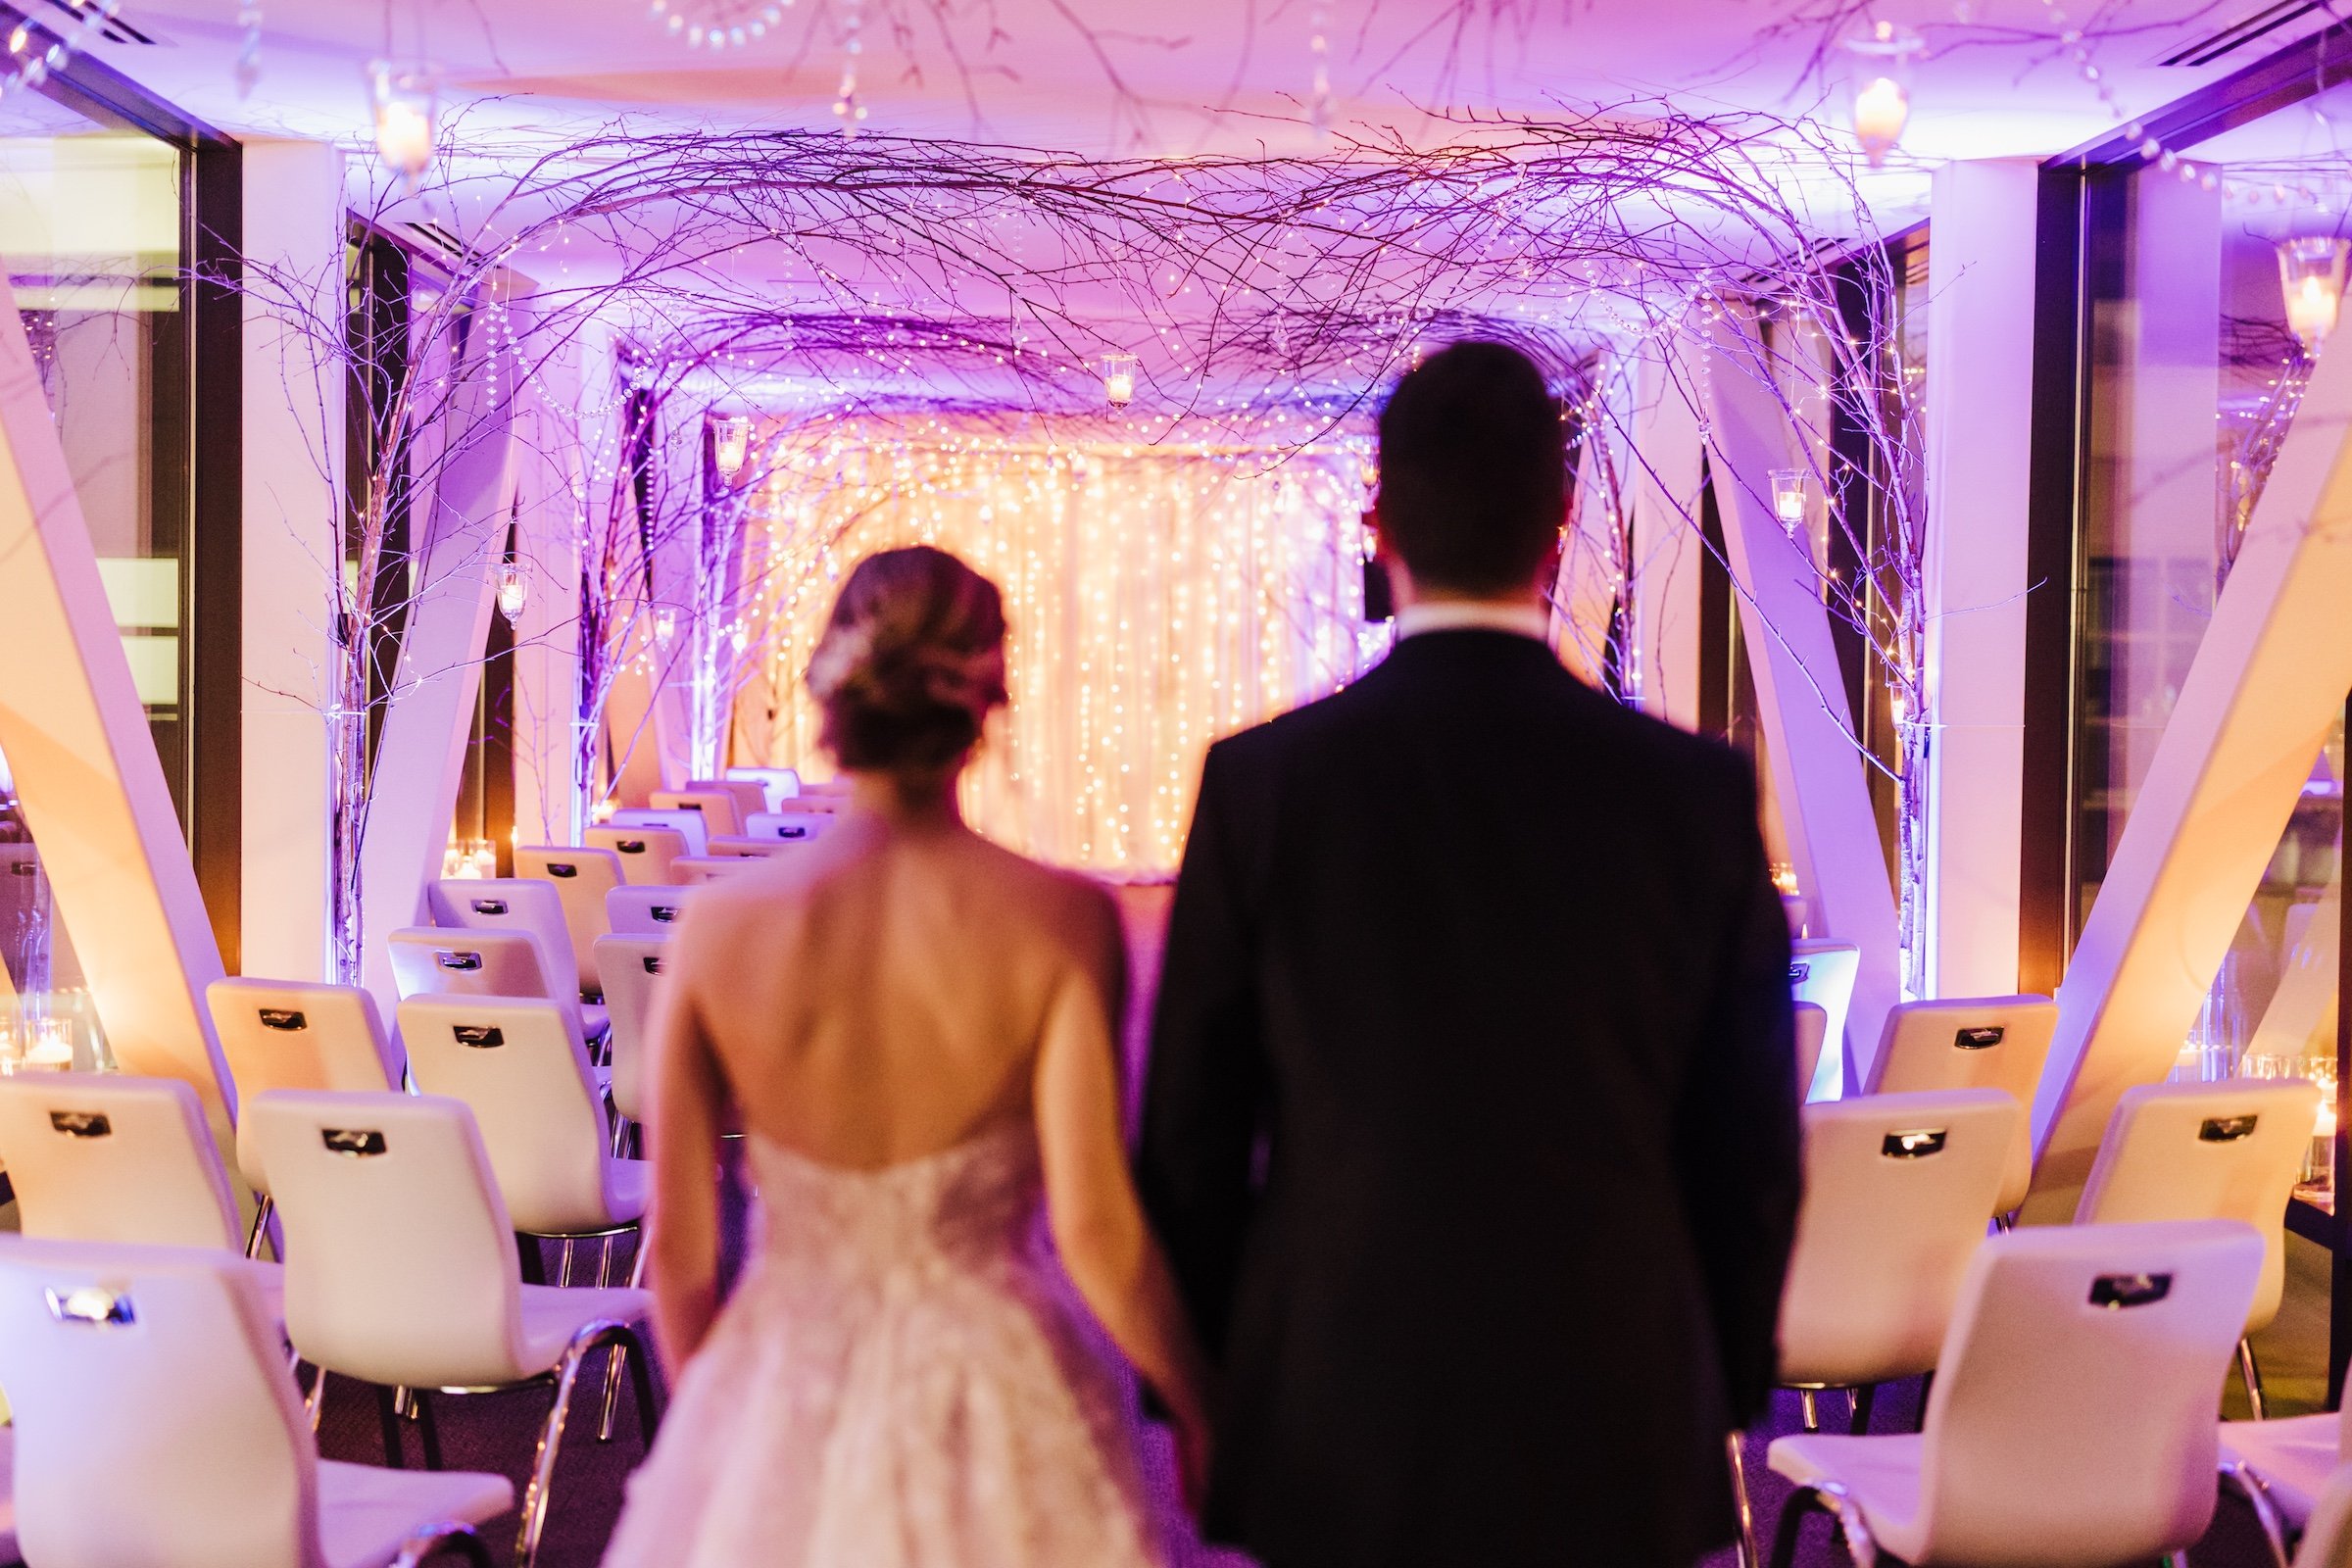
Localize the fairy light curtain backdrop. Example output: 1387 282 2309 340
733 416 1381 875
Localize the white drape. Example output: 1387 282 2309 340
736 420 1381 875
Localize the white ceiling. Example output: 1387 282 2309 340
76 0 2281 169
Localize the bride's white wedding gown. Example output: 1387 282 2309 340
602 1121 1171 1567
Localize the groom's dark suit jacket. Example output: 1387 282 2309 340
1138 627 1801 1568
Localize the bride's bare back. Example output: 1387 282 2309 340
667 808 1124 1169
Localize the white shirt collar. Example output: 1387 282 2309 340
1393 599 1553 644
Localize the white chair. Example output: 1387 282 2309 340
594 935 668 1134
425 879 590 1008
607 808 708 857
0 1236 514 1568
513 846 625 983
686 778 766 829
387 927 563 1019
1865 995 2058 1214
2075 1078 2319 1417
607 884 693 936
724 764 801 810
1794 1003 1829 1106
2219 1401 2352 1566
1767 1219 2265 1568
585 823 692 884
672 856 756 883
1768 1092 2015 1436
396 995 648 1263
210 978 403 1212
0 1074 243 1253
1789 939 1861 1100
248 1091 657 1566
744 809 835 844
649 788 742 838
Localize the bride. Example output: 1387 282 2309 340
603 545 1213 1567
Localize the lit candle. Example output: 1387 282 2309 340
1102 355 1138 408
712 415 753 479
496 562 529 624
2278 236 2348 353
1768 467 1807 532
367 63 440 181
1850 76 1909 165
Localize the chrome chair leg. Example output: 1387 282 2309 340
2223 1459 2293 1568
2237 1338 2268 1420
1849 1384 1877 1436
599 1322 662 1444
415 1389 445 1471
305 1362 329 1430
1993 1212 2016 1234
1799 1388 1821 1433
1770 1488 1830 1568
1726 1431 1760 1568
558 1239 577 1289
245 1193 277 1259
627 1232 650 1289
515 1342 590 1568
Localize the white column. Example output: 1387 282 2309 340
1702 312 1904 1085
510 337 584 847
240 139 344 982
0 275 237 1149
1921 160 2037 1000
2021 317 2352 1222
355 304 524 1015
1627 344 1705 730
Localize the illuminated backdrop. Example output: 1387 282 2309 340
739 417 1381 875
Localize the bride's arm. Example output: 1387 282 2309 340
1036 898 1216 1491
643 922 730 1378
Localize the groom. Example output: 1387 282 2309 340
1138 341 1801 1567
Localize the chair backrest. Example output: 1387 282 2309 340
686 778 765 828
607 884 694 936
0 1238 321 1568
1793 1003 1829 1105
397 994 619 1236
1915 1219 2262 1567
723 764 801 811
649 789 742 838
248 1090 528 1389
386 927 560 1018
1789 939 1862 1098
425 878 583 1003
744 810 835 844
708 836 789 859
1781 892 1809 939
585 823 692 884
1776 1090 2017 1387
607 808 709 857
673 856 756 883
208 979 401 1194
0 1075 241 1251
594 935 669 1123
2074 1078 2318 1333
513 846 624 979
1868 995 2060 1100
2298 1465 2352 1568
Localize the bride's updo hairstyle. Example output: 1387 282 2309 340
807 546 1009 775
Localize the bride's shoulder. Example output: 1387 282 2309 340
958 839 1121 949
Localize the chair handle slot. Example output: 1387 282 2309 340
616 840 646 854
322 1127 388 1156
1881 1128 1946 1158
469 899 509 916
2090 1272 2173 1309
1954 1026 2006 1050
7 861 33 876
652 905 678 923
2200 1115 2259 1143
46 1286 133 1326
259 1008 308 1032
435 951 484 972
643 954 664 974
454 1025 505 1049
1788 962 1812 984
779 826 807 839
547 863 577 878
48 1111 109 1138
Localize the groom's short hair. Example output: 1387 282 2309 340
1375 341 1565 596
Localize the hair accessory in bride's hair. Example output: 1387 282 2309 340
806 621 878 704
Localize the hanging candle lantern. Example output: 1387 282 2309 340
654 605 680 644
495 561 529 625
1840 23 1923 170
2278 236 2350 353
1768 467 1808 534
1102 354 1138 409
367 61 440 184
712 414 753 479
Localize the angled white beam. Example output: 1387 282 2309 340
1701 313 1904 1088
1627 344 1706 729
0 274 236 1148
1922 160 2037 1000
356 311 524 1016
2021 326 2352 1221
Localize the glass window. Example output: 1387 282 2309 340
2076 88 2349 1124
